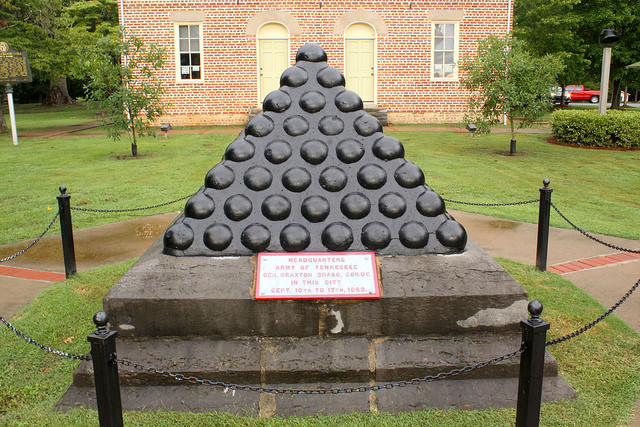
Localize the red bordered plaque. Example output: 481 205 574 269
255 252 380 300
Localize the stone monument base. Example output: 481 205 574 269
56 237 575 415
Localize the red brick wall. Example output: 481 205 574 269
120 0 512 125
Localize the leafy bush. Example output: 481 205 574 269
550 110 640 148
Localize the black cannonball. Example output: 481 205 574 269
372 135 405 160
354 114 382 136
335 90 363 112
164 223 194 250
319 115 344 135
225 138 255 162
336 139 365 164
223 195 253 221
399 222 429 248
203 223 233 251
299 91 326 113
416 191 445 217
357 164 387 189
264 140 292 164
361 222 391 249
395 162 425 188
436 220 467 251
317 66 345 88
378 192 407 218
340 193 371 219
205 164 235 189
321 222 353 251
241 224 271 252
296 43 328 62
185 193 215 219
243 166 273 191
319 167 347 192
300 139 328 165
280 66 308 87
301 196 330 222
263 90 292 113
282 167 312 192
283 115 309 136
245 114 274 137
280 224 311 252
261 195 291 221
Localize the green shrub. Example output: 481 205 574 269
550 109 640 148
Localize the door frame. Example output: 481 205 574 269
344 22 377 104
257 22 290 105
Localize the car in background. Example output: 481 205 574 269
565 85 600 103
550 87 571 105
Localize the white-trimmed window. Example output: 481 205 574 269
431 22 459 81
176 23 202 81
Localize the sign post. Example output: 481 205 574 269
0 41 32 146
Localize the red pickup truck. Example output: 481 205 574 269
565 85 600 103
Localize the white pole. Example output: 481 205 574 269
598 47 612 115
6 84 18 146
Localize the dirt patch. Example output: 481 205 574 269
546 137 639 151
488 220 519 230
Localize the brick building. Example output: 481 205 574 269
118 1 513 125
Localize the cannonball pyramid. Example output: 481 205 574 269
164 43 467 256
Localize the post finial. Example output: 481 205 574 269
59 185 67 195
93 311 109 332
542 178 550 187
528 300 543 320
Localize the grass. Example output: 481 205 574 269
4 104 97 133
0 259 638 425
0 106 638 246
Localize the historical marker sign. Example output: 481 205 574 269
0 41 32 84
255 252 380 300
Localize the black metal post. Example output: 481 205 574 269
88 311 123 427
56 185 76 278
516 300 550 427
510 139 517 155
535 179 553 271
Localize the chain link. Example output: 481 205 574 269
0 315 91 361
547 276 640 346
1 210 60 263
71 193 195 213
116 347 523 395
551 202 640 254
442 198 538 207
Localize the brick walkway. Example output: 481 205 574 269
549 251 640 275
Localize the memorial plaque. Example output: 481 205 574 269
255 252 380 299
0 41 32 84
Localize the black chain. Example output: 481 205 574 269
0 315 91 361
0 210 60 263
71 193 195 213
551 202 640 254
546 276 640 346
116 347 523 395
443 198 538 207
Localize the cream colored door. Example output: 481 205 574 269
345 24 375 102
258 24 289 102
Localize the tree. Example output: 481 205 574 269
514 0 589 101
461 34 563 155
84 29 167 157
0 0 118 105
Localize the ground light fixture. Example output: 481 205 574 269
598 28 620 115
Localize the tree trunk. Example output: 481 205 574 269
44 76 74 106
509 115 516 155
610 79 622 109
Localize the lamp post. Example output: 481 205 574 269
598 29 619 115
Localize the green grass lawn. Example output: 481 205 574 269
1 108 637 245
4 104 97 133
0 260 638 425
